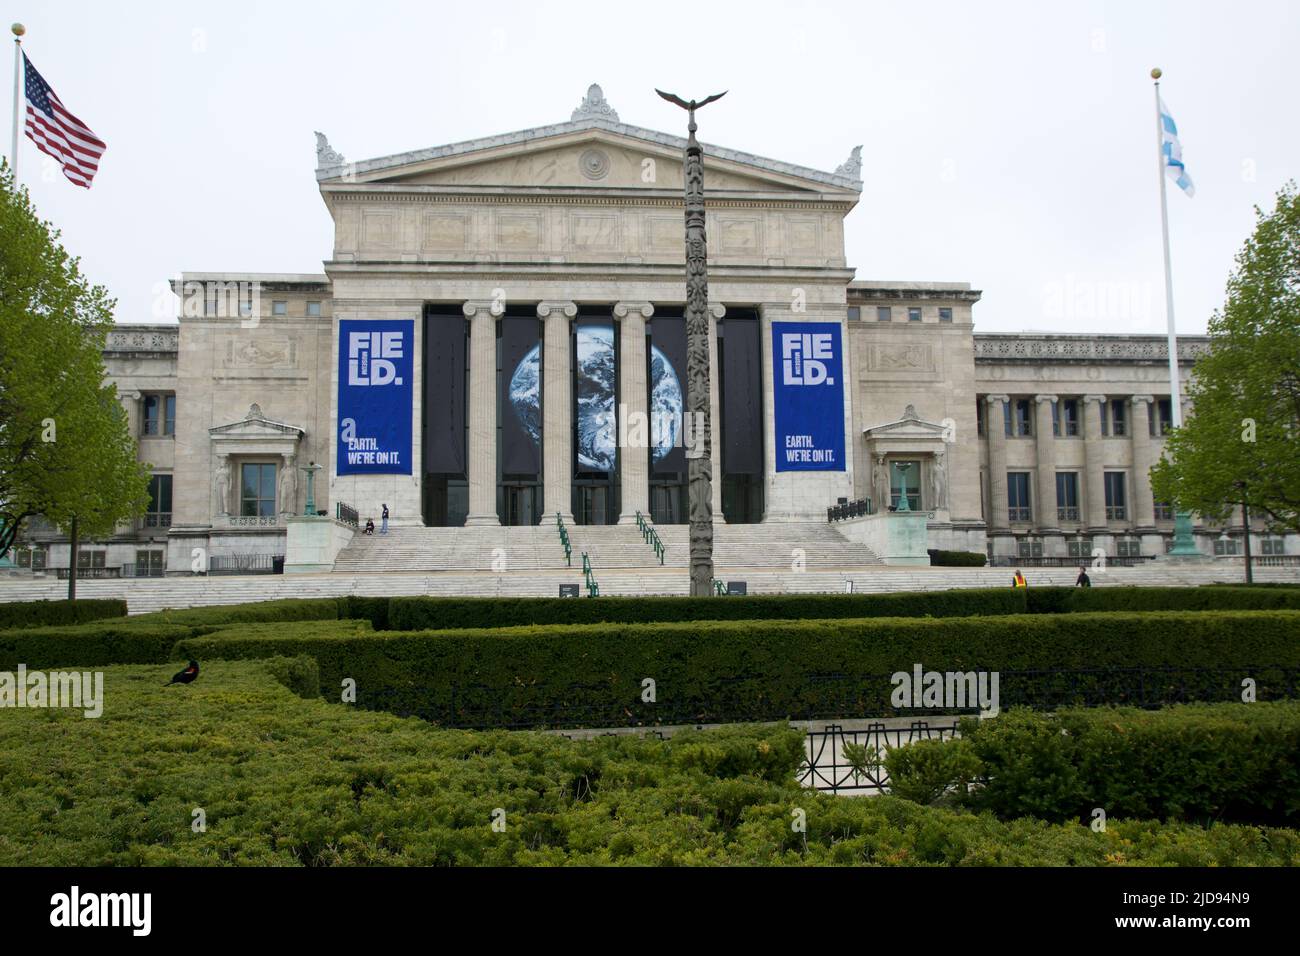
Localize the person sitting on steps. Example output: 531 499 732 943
363 517 375 535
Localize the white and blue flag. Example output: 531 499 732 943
1158 96 1195 197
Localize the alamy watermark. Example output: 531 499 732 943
0 666 103 718
891 663 1000 717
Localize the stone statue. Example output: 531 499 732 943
314 131 345 168
571 83 620 123
835 145 863 180
214 457 231 516
931 452 948 511
278 459 297 514
873 458 889 510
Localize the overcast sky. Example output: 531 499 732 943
8 0 1298 334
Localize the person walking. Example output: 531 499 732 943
1012 569 1027 588
380 503 389 535
1075 566 1092 587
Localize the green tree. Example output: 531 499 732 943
0 162 150 558
1151 182 1300 533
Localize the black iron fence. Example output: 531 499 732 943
988 554 1157 568
336 501 359 529
827 497 874 522
359 664 1300 732
799 720 962 795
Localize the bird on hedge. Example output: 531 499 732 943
164 661 200 687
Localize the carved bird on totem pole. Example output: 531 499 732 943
655 89 728 126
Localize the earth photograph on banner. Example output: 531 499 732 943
3 0 1300 926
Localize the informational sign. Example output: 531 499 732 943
337 319 413 475
772 321 846 472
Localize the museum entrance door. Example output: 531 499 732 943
500 482 541 526
650 481 687 524
574 482 616 525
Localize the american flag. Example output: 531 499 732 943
23 53 107 188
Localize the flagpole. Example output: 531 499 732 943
1152 67 1182 429
10 23 22 179
1152 66 1201 559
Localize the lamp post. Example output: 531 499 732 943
301 462 322 516
656 88 726 597
895 462 912 512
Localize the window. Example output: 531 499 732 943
77 550 106 570
1104 472 1127 520
135 549 164 577
876 306 891 322
1067 537 1093 559
1116 538 1143 558
1154 498 1174 520
1109 399 1127 437
141 394 176 437
939 307 953 323
1013 399 1033 437
1017 538 1044 559
1008 472 1032 521
15 546 47 570
847 306 861 322
144 474 172 529
1261 538 1287 556
272 300 287 316
1056 472 1080 522
306 300 322 317
1214 537 1240 556
1057 399 1080 436
907 307 922 322
240 463 277 517
1152 398 1173 436
976 400 986 437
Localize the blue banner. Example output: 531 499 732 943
772 321 845 472
337 319 413 475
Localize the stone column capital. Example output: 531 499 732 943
126 390 143 402
1034 394 1057 405
709 302 726 320
1082 394 1108 404
537 301 578 319
613 301 654 320
984 394 1010 406
463 300 504 318
1129 394 1156 406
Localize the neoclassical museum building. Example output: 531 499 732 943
11 85 1292 575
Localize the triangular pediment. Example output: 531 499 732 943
316 90 862 199
863 406 949 439
209 404 304 439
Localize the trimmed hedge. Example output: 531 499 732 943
886 702 1300 826
0 624 188 669
1 660 1295 866
175 610 1300 728
0 618 369 670
122 597 345 628
1025 585 1300 614
0 598 127 631
386 589 1028 630
927 549 988 567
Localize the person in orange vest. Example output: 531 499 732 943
1012 570 1028 588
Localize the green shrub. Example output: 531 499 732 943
886 702 1300 826
927 549 988 567
0 598 127 630
261 655 322 699
386 589 1026 630
0 660 1294 867
0 624 187 669
175 610 1300 729
1025 585 1300 615
122 598 344 629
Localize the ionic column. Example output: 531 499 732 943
538 301 577 525
1082 394 1108 532
615 301 653 524
709 302 726 523
1129 395 1157 530
463 300 501 526
984 395 1010 530
122 390 142 438
1034 394 1058 531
